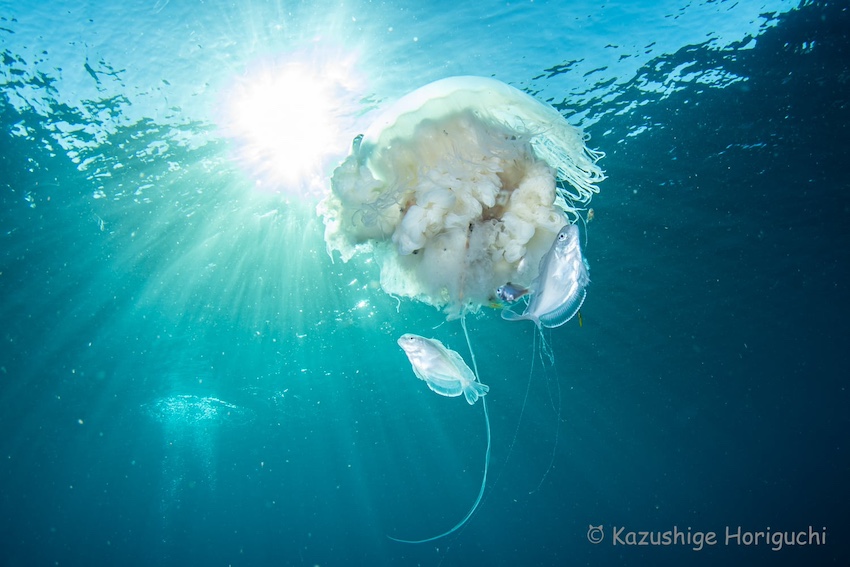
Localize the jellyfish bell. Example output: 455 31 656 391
318 76 604 318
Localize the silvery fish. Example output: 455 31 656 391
495 282 529 303
397 334 489 405
501 224 589 328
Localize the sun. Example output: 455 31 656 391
220 54 366 197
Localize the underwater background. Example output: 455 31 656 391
1 0 848 566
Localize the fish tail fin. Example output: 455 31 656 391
463 381 490 405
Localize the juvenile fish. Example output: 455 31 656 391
398 334 489 405
501 224 589 328
495 282 529 303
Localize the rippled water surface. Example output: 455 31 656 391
1 1 848 565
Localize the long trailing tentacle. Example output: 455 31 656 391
529 327 562 494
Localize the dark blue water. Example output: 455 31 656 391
2 1 848 566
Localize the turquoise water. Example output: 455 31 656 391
1 1 848 566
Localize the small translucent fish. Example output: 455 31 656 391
501 224 590 328
397 334 489 405
495 282 529 303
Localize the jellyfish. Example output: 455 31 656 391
318 75 604 319
318 77 604 541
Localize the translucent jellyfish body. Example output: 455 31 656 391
318 76 604 318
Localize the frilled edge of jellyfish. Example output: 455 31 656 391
317 76 604 318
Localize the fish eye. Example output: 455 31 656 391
558 231 568 241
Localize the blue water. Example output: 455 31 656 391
1 1 848 566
